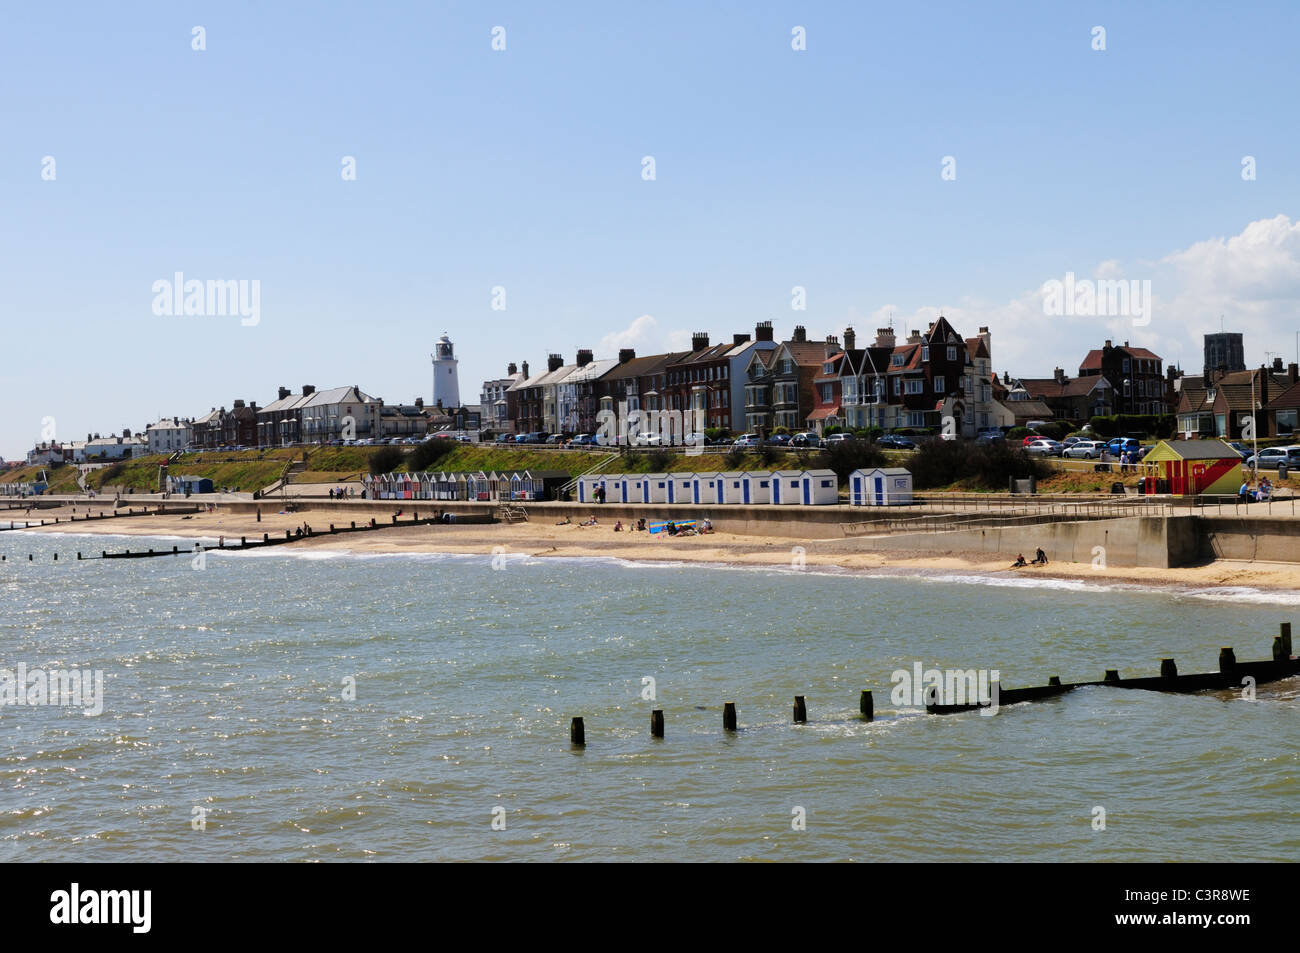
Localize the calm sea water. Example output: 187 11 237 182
1 529 1297 862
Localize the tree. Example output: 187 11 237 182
368 446 405 475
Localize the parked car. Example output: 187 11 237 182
733 433 761 448
1245 446 1300 469
1063 440 1106 459
823 433 853 448
1227 441 1251 458
1026 439 1064 457
878 435 917 450
546 434 565 444
975 432 1003 445
496 434 513 443
569 433 593 446
768 433 791 445
1105 437 1142 458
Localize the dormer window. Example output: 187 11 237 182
921 346 930 362
892 354 905 367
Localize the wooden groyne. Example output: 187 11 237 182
567 626 1298 743
86 509 494 560
925 624 1296 714
1 505 199 532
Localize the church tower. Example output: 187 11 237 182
432 333 461 409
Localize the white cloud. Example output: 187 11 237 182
860 215 1300 377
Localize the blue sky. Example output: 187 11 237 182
3 1 1299 459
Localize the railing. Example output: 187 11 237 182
558 452 619 495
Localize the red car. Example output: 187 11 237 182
1022 433 1041 447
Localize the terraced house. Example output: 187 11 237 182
839 317 994 436
742 326 825 432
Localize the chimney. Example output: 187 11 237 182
1123 341 1129 348
843 327 856 350
792 325 807 343
576 349 594 367
824 334 840 359
691 331 710 351
1054 367 1066 384
875 327 896 349
507 362 518 376
755 321 774 343
1290 363 1298 384
1104 340 1112 348
521 361 530 379
1273 356 1285 373
415 397 424 409
619 348 636 364
233 399 245 409
907 329 923 344
547 353 564 372
732 333 750 346
278 387 290 400
302 385 316 396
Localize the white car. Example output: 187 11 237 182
1026 439 1064 457
1063 440 1105 459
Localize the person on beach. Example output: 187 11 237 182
636 518 646 532
1011 553 1027 568
1032 548 1047 565
1260 477 1273 501
614 520 623 532
1239 479 1251 505
556 516 571 525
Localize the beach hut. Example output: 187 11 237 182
416 472 434 500
690 471 724 505
434 471 457 500
614 474 644 504
1143 440 1242 496
770 470 804 505
667 474 694 504
850 467 913 506
452 472 468 501
402 473 416 500
578 474 600 503
464 471 488 501
741 471 772 505
719 471 747 504
640 473 670 504
800 469 839 505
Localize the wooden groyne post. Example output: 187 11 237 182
723 701 737 732
650 709 664 738
860 690 873 722
570 716 585 747
793 695 807 723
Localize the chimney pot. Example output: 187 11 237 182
843 327 856 350
619 348 636 363
691 332 710 351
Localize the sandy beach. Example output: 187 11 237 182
9 501 1300 593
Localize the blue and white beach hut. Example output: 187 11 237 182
690 471 724 505
577 474 600 503
799 469 839 505
614 474 644 504
719 471 747 504
770 470 803 505
850 467 913 506
740 471 772 505
667 474 694 504
640 473 670 504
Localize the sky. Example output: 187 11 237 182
3 1 1299 460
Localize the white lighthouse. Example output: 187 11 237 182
432 332 461 409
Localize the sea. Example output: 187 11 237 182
1 529 1297 862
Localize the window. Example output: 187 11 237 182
892 354 905 367
907 412 926 427
892 378 901 395
921 346 930 362
819 383 834 402
933 376 945 392
947 345 958 361
905 379 923 394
